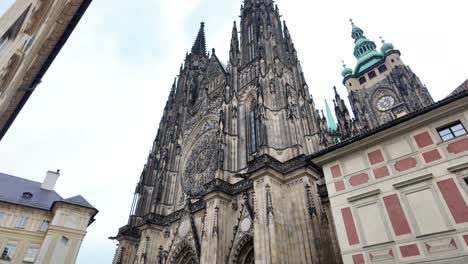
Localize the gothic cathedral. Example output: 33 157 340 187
112 1 438 263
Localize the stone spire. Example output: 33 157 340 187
333 86 357 139
229 21 240 66
191 22 207 56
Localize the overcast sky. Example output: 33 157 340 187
1 0 467 263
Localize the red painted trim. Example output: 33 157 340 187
437 179 468 224
422 149 442 163
463 234 468 246
373 166 390 179
368 149 384 165
331 164 342 178
341 207 360 245
352 254 365 264
349 173 369 186
414 132 433 148
447 138 468 154
335 180 345 192
400 244 420 257
383 194 412 236
450 238 457 249
394 157 417 172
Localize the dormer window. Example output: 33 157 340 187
22 192 33 199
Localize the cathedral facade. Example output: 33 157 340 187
112 1 468 263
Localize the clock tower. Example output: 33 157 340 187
340 20 433 131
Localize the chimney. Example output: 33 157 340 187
41 170 60 191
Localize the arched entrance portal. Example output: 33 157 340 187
173 250 197 264
230 235 254 264
168 241 198 264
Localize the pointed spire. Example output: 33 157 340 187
325 99 337 131
230 21 240 66
230 21 239 50
191 22 207 56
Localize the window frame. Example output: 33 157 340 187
436 121 467 142
23 245 40 263
37 220 50 232
15 215 29 229
359 76 367 85
378 64 388 73
368 70 377 79
0 243 17 261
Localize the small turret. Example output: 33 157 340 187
379 36 395 54
341 60 353 78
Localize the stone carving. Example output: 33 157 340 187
182 132 218 195
305 184 317 217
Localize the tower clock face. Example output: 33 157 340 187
376 95 395 111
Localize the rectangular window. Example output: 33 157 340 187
23 246 40 263
368 70 377 79
378 64 388 73
0 243 16 261
38 220 50 232
437 121 467 142
15 215 29 229
0 212 4 224
359 76 367 84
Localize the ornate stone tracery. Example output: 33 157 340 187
182 131 218 196
229 235 254 264
167 240 198 264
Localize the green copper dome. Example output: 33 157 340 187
341 61 353 77
380 36 394 54
349 20 384 77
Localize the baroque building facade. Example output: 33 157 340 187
0 0 92 140
0 170 97 264
112 0 468 263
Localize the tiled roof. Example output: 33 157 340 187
62 195 94 209
449 79 468 96
0 172 62 210
309 89 468 159
0 172 95 211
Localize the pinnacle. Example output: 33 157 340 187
191 22 207 56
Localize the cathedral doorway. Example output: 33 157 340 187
168 241 198 264
230 235 254 264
